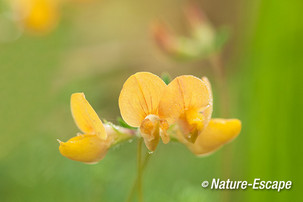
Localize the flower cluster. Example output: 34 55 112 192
58 72 241 163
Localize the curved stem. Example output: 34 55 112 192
126 148 152 202
137 138 143 202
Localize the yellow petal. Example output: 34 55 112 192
159 119 170 144
59 134 112 163
71 93 107 139
201 77 213 126
140 117 160 151
159 75 212 124
186 119 241 156
119 72 167 127
159 75 212 143
139 115 169 151
177 108 205 142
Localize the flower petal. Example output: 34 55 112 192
159 119 170 144
119 72 167 127
140 118 160 151
71 93 107 139
187 119 241 156
59 134 112 163
159 75 211 124
201 77 213 126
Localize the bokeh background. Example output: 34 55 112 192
0 0 302 201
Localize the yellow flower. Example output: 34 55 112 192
58 93 112 164
58 73 241 162
158 75 241 155
180 119 241 156
119 72 170 151
158 75 213 143
12 0 59 34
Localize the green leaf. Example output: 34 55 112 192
117 117 137 129
161 72 172 84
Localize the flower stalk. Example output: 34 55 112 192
126 143 152 202
137 138 143 202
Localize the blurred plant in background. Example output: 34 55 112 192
152 4 228 61
10 0 60 34
1 0 94 37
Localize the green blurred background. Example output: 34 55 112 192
0 0 302 201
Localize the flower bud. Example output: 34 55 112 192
152 4 226 61
151 22 177 55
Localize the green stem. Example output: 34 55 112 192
137 138 143 202
126 147 152 202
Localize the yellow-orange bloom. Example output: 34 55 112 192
180 119 241 156
12 0 59 34
59 93 112 163
119 72 169 151
159 75 212 143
